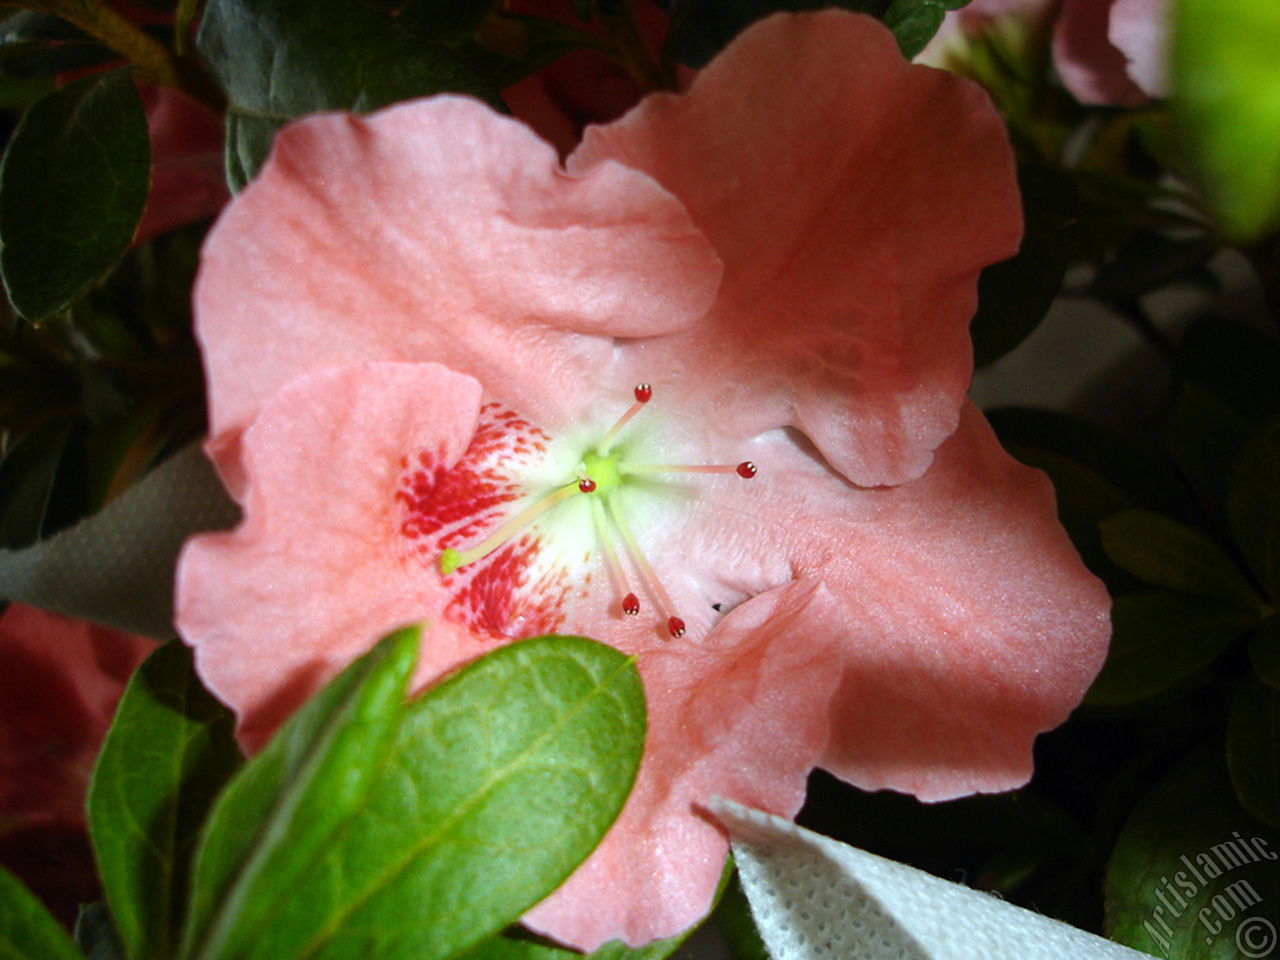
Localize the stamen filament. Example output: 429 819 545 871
441 481 581 574
605 496 685 638
619 461 758 479
591 497 639 615
597 384 652 456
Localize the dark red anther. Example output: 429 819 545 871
622 592 640 616
667 616 686 639
634 384 653 403
578 478 597 493
736 461 757 479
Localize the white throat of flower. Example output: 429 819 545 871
440 384 757 638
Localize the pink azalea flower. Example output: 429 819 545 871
1053 0 1167 105
175 10 1111 949
0 604 152 921
135 82 229 244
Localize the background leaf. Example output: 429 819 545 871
1227 675 1280 829
1085 593 1254 707
197 0 506 187
1173 0 1280 243
971 164 1077 367
1098 509 1262 610
0 69 150 322
88 640 243 960
1228 415 1280 602
1105 746 1280 959
0 864 83 960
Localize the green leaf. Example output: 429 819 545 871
1099 509 1264 611
1249 616 1280 689
667 0 889 69
1229 415 1280 601
184 633 645 960
1105 746 1280 959
1086 593 1254 706
881 0 970 59
972 165 1077 367
88 640 243 960
0 418 75 549
1173 0 1280 243
395 0 500 46
0 864 83 960
1090 230 1218 305
1228 674 1280 829
0 69 150 322
181 627 420 960
198 0 505 187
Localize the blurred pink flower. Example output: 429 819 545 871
0 604 152 923
176 10 1110 949
135 82 228 243
920 0 1168 105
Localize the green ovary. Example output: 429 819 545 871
581 450 624 496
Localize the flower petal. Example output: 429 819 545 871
570 11 1021 487
780 404 1109 799
196 95 722 496
523 580 847 949
1108 0 1168 99
176 362 492 745
1052 0 1149 106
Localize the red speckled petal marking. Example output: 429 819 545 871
396 402 569 638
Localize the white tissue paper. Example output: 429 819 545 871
710 798 1155 960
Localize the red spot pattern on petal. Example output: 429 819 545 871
396 403 568 639
396 403 548 550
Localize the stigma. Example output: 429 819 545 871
439 384 756 639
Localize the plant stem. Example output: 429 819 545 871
22 0 224 113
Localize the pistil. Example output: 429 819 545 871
440 480 583 575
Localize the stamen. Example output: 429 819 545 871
597 384 653 456
440 481 582 575
605 497 685 638
590 497 639 616
619 461 758 479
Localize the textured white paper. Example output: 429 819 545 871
0 444 239 638
711 798 1155 960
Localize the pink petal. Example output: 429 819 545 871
1109 0 1168 98
1052 0 1148 106
195 95 722 497
177 362 494 745
524 580 847 947
569 12 1021 488
778 404 1111 799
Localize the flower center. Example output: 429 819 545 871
439 384 756 639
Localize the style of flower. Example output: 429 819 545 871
176 10 1111 949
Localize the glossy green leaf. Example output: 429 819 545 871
1249 616 1280 689
666 0 848 69
0 69 150 322
1086 593 1254 706
1105 747 1280 959
88 640 243 960
971 164 1076 367
0 864 83 960
1099 509 1263 611
184 633 645 960
198 0 503 188
1228 674 1280 829
0 418 75 549
1173 0 1280 243
181 627 420 960
882 0 970 58
1229 415 1280 601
